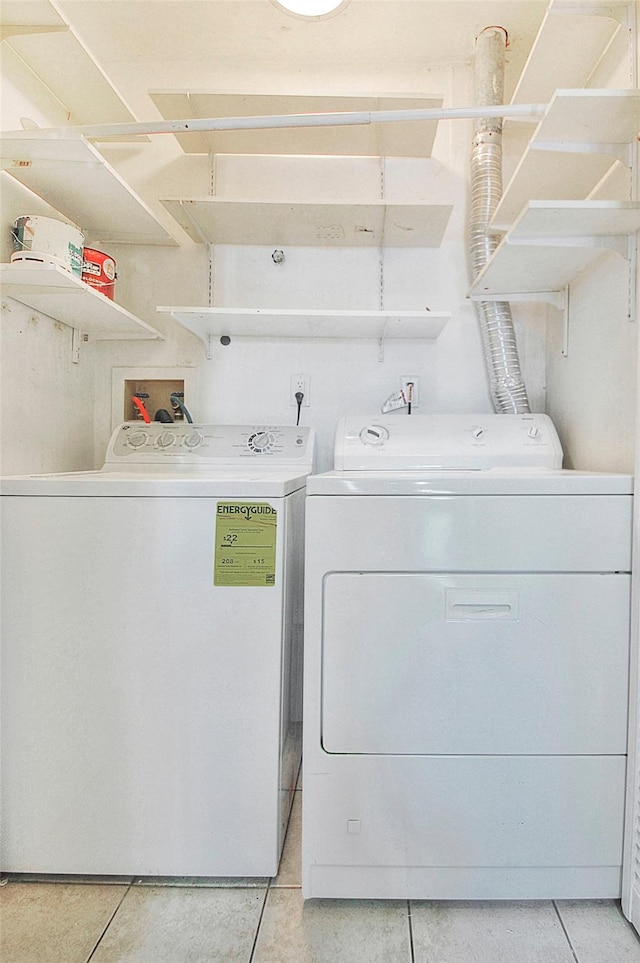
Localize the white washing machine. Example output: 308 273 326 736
1 421 314 877
302 413 633 900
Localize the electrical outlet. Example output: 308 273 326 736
290 373 310 406
400 376 419 408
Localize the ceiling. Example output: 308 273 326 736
1 1 552 128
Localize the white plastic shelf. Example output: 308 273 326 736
470 200 640 302
493 90 640 230
511 5 624 105
1 132 177 246
149 91 443 157
0 263 163 340
160 198 453 247
160 307 450 345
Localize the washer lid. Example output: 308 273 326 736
334 413 563 470
0 469 309 497
306 468 633 496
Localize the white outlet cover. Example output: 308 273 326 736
290 373 310 405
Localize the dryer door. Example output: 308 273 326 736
321 572 629 755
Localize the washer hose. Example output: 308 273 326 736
170 392 193 423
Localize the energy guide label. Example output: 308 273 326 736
214 502 277 587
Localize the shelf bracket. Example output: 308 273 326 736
627 233 637 323
206 333 215 360
71 327 85 364
559 286 570 358
177 200 211 245
377 337 385 362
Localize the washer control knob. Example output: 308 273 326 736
156 431 175 449
248 431 274 452
470 425 484 439
184 430 204 449
528 425 540 438
359 425 390 446
127 430 148 448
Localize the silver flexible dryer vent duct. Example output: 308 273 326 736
470 27 530 413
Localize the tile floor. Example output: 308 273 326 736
2 786 640 963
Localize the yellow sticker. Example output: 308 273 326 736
214 502 277 587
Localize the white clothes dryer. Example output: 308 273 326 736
302 413 633 900
1 421 314 877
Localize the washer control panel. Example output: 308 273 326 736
335 414 563 471
105 423 314 468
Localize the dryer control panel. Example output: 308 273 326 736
104 423 315 468
335 414 563 471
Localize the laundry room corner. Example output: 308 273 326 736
1 1 640 959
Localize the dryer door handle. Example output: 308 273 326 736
445 589 520 620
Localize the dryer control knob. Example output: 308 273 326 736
359 425 390 446
127 430 148 448
528 425 540 438
156 431 175 449
470 426 484 439
184 431 204 449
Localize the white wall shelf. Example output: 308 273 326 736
149 91 443 157
0 263 164 341
533 89 639 146
510 3 625 105
470 200 640 304
160 198 453 247
493 90 640 230
1 132 177 247
159 307 450 356
1 8 141 131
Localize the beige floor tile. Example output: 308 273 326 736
252 887 412 962
89 885 265 962
0 881 127 963
556 899 640 962
273 790 302 887
411 900 575 963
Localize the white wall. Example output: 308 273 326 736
86 61 547 473
0 170 98 474
0 15 634 476
545 251 638 473
0 299 96 474
90 241 210 462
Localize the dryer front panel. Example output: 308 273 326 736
321 572 629 756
